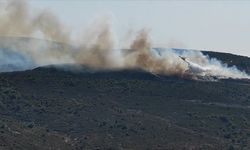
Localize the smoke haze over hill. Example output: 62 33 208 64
0 0 249 79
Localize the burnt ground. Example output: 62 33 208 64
0 66 250 150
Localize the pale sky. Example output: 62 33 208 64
29 0 250 57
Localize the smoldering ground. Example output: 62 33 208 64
0 0 249 80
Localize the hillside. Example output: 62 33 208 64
1 37 250 149
0 65 250 150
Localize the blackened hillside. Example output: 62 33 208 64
0 66 250 150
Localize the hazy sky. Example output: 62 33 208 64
29 0 250 57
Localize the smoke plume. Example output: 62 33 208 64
0 0 249 80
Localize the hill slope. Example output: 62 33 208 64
1 66 250 150
1 37 250 149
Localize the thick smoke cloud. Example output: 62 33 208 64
0 0 73 66
0 0 70 43
75 17 122 69
123 29 187 76
0 0 249 80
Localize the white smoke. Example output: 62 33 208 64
158 49 250 79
